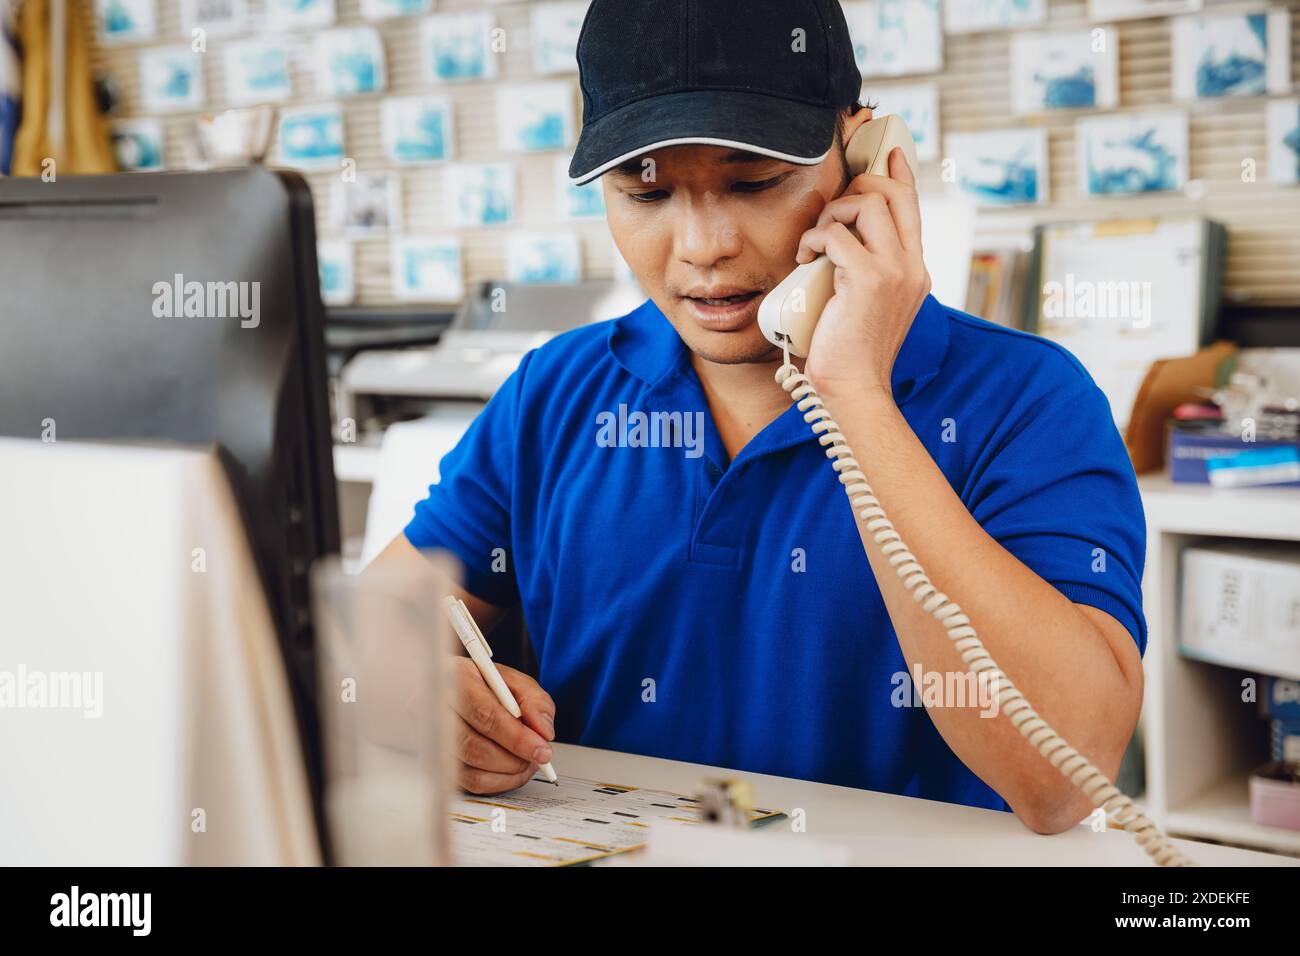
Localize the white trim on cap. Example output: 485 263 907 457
569 136 834 186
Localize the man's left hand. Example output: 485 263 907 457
795 146 931 401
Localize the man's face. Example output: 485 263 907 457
602 121 862 366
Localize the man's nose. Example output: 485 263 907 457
674 194 742 268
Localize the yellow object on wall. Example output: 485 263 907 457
12 0 115 176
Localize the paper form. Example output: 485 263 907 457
449 774 785 866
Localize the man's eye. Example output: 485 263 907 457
732 174 788 193
627 190 669 204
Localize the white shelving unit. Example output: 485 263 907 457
333 441 383 486
1139 475 1300 856
334 442 384 574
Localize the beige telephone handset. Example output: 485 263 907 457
765 115 1193 866
758 114 919 358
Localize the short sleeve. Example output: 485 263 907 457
965 372 1148 655
403 351 534 607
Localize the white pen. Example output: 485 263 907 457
442 595 559 785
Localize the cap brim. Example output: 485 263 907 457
567 89 840 186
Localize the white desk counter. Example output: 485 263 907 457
550 744 1297 867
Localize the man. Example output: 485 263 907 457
373 0 1146 834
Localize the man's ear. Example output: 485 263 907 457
842 106 874 142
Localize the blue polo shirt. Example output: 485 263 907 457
405 294 1147 813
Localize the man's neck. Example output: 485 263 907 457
689 350 802 461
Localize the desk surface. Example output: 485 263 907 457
551 744 1297 866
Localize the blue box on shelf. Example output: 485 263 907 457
1168 427 1300 487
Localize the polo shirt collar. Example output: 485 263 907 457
892 292 950 403
608 294 950 404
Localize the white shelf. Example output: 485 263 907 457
1139 474 1300 541
1139 475 1300 857
1166 778 1300 857
333 442 382 484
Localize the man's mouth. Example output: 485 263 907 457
689 291 760 307
679 288 765 331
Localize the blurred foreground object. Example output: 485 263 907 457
0 168 341 847
632 776 851 866
0 438 319 865
312 556 458 866
696 778 754 829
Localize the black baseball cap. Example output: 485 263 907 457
568 0 863 185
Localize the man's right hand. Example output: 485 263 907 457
451 656 557 794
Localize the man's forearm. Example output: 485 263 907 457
817 383 1142 832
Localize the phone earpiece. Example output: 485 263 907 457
757 115 918 358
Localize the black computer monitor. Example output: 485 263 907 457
0 167 339 854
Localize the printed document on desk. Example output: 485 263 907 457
450 774 785 866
